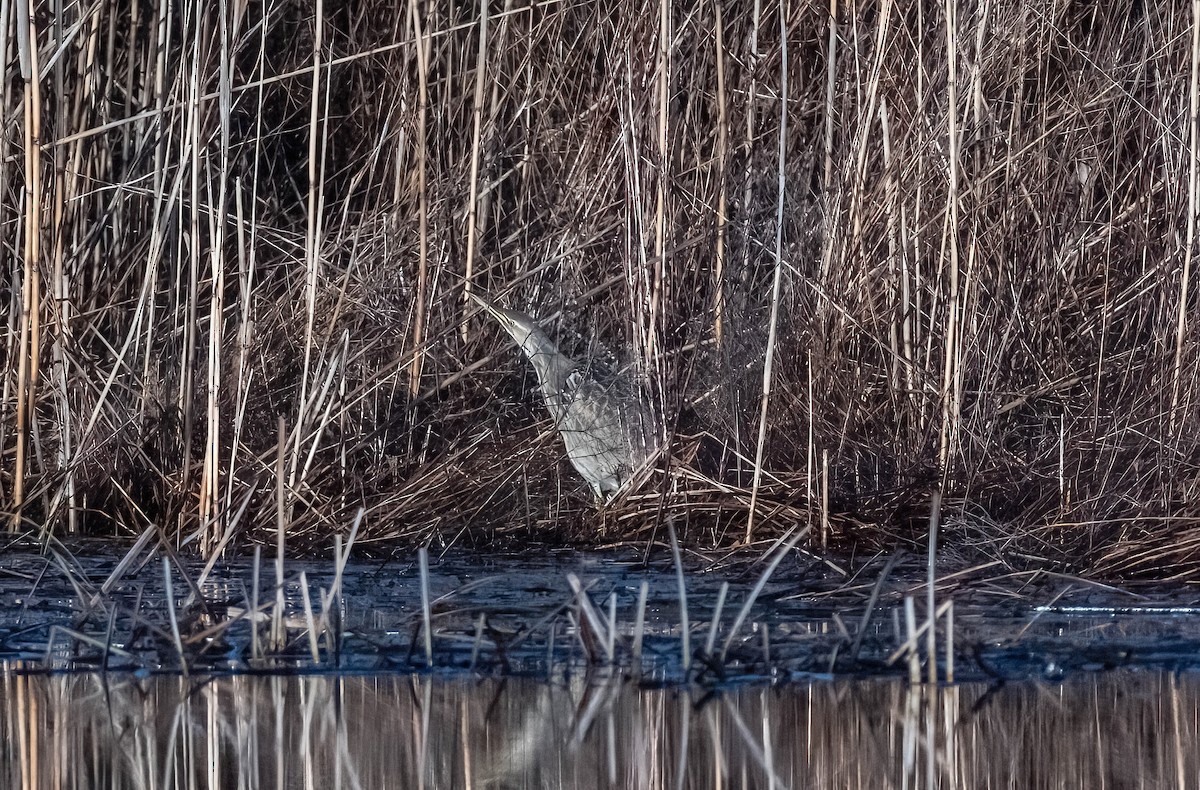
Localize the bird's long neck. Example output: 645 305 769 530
520 329 576 418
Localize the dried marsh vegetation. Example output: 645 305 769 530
3 1 1200 575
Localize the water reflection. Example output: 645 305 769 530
1 669 1195 789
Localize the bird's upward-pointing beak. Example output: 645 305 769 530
468 290 525 339
466 290 493 312
468 290 506 323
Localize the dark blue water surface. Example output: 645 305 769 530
3 538 1200 684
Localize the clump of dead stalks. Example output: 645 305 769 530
3 1 1200 577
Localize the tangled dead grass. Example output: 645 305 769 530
3 1 1200 577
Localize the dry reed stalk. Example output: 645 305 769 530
228 180 253 512
745 1 788 544
11 0 42 533
408 0 431 398
178 3 204 503
461 0 489 338
713 0 728 351
47 45 77 535
822 0 836 190
300 0 326 416
652 0 670 370
0 1 11 521
729 0 762 490
1171 0 1200 433
198 0 241 551
937 0 963 476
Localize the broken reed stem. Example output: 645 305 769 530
251 545 261 659
821 448 829 550
668 521 691 674
745 1 789 544
927 489 941 685
470 613 486 671
606 592 617 664
163 558 187 675
46 627 135 665
300 571 320 664
632 580 648 678
567 573 612 663
323 536 342 656
1171 673 1188 788
102 605 117 668
704 581 730 658
888 598 953 672
806 363 814 513
944 598 954 684
721 526 806 663
273 416 286 651
849 552 900 662
903 595 918 685
329 508 362 607
419 546 433 667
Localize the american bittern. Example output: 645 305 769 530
470 292 657 500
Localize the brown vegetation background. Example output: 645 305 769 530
3 0 1200 576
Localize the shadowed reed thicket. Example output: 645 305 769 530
3 1 1200 576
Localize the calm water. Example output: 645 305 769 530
2 670 1195 789
4 542 1200 787
7 543 1200 681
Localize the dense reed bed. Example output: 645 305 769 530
3 1 1200 575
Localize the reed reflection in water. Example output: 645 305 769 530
1 670 1195 789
